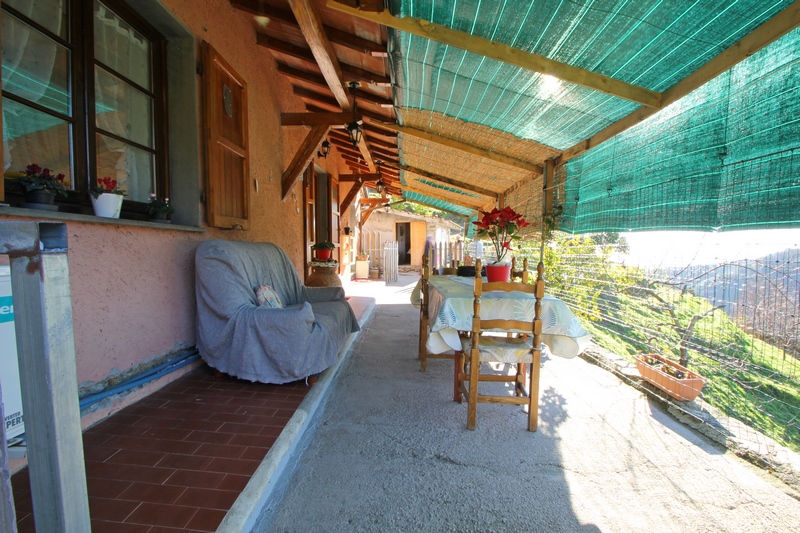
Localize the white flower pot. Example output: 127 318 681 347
91 193 124 218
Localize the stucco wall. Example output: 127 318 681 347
0 0 337 388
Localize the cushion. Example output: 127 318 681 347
461 334 534 364
256 284 283 308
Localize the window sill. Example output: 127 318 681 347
0 205 206 233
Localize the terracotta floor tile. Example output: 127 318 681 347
175 419 224 432
119 482 187 505
86 477 134 499
126 502 198 528
155 453 214 471
204 457 260 476
91 519 152 533
192 442 247 459
183 429 235 445
174 487 239 510
88 496 141 522
227 433 277 448
164 469 225 489
217 422 264 435
12 365 308 532
185 507 227 532
106 448 167 467
113 464 177 484
217 474 250 492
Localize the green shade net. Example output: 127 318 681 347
388 0 792 150
561 27 800 233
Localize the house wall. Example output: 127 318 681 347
0 0 338 394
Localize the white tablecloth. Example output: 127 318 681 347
414 276 591 359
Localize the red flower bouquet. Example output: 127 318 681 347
473 206 529 264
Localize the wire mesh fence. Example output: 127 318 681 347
509 230 800 467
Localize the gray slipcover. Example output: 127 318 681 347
195 240 359 384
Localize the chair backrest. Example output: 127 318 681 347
510 256 529 283
471 258 544 346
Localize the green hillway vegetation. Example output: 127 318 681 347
512 233 800 454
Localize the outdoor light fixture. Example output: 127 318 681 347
346 81 363 147
375 179 385 194
317 140 331 159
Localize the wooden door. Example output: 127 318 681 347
409 221 427 267
202 42 249 229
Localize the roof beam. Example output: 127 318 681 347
340 173 381 182
327 0 661 108
281 112 360 126
258 35 392 87
288 0 350 109
340 182 362 214
369 118 543 175
282 125 330 200
383 162 498 199
399 182 487 210
231 1 388 57
558 0 800 165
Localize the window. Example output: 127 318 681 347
2 0 167 212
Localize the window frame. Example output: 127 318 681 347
1 0 169 217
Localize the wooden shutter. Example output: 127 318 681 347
202 42 249 229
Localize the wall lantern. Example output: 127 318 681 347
346 81 363 147
375 179 385 194
317 140 331 159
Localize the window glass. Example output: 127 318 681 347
2 97 74 187
94 1 150 90
1 13 71 115
96 132 154 202
94 66 153 147
4 0 68 39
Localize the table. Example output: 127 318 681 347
306 261 342 287
415 276 591 359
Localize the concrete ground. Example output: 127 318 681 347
255 272 800 532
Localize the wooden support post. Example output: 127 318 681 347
0 221 90 533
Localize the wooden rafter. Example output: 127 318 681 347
327 0 661 108
340 173 381 182
383 162 498 199
369 119 543 175
399 181 488 210
281 112 361 126
558 0 800 165
340 181 362 215
231 1 387 56
281 125 330 200
288 0 350 109
258 34 391 87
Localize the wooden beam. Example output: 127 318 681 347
282 125 330 200
340 181 362 214
281 111 360 126
340 173 381 181
277 63 331 92
231 1 387 56
306 101 395 124
327 0 661 108
399 182 487 210
400 196 472 218
383 162 498 199
558 0 800 165
260 35 392 87
288 0 349 109
369 118 543 175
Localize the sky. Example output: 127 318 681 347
620 228 800 268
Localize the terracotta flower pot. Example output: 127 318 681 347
635 353 706 401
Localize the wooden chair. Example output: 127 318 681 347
419 254 455 371
455 258 545 431
510 256 529 283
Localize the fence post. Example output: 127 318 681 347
0 221 90 532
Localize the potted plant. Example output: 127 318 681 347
311 241 335 261
146 194 175 222
13 164 68 211
634 353 706 402
90 176 126 218
473 206 529 282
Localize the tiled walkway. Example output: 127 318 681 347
11 365 312 532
